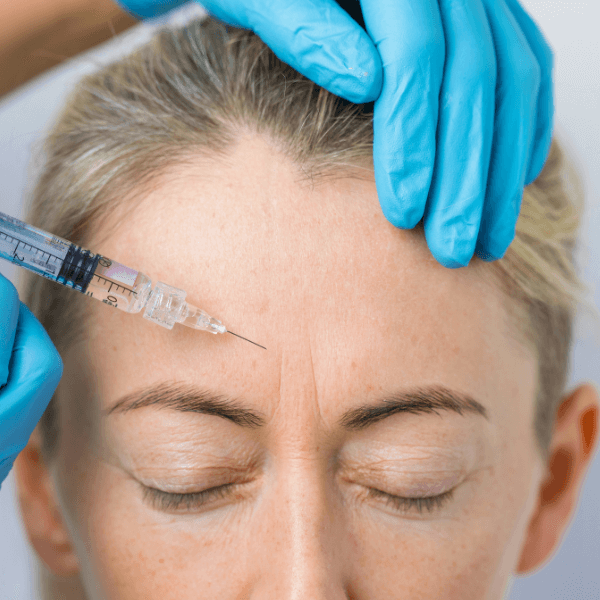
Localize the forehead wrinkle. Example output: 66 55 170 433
77 138 536 449
269 333 325 446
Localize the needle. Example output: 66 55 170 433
227 330 267 350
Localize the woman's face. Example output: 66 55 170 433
47 135 546 599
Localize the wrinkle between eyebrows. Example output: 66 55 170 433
306 323 327 431
105 382 489 431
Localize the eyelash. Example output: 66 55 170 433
141 483 239 512
141 483 456 515
364 486 455 514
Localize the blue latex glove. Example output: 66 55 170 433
0 274 63 488
116 0 554 268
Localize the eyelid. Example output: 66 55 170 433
337 466 467 498
339 443 480 478
365 486 456 515
340 458 470 477
131 459 264 492
139 479 460 517
140 482 242 513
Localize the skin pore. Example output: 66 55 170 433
14 133 599 600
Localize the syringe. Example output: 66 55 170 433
0 211 265 349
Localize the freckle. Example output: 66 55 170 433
159 558 165 564
257 299 270 316
113 346 118 352
351 361 358 370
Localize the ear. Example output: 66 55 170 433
12 426 79 578
516 382 599 574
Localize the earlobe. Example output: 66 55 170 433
12 430 79 578
516 383 600 575
515 447 575 574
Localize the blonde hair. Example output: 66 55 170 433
19 16 597 464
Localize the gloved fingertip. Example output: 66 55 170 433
435 255 471 269
342 52 383 103
294 29 382 104
378 194 423 230
334 70 382 104
380 209 418 230
426 229 476 269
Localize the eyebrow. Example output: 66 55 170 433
104 382 489 430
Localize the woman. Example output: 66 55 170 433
9 15 600 600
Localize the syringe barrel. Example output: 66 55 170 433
0 212 224 331
0 211 152 314
84 256 152 314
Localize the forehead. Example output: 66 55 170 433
81 134 535 428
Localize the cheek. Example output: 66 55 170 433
58 460 254 600
55 463 533 600
346 451 539 599
347 504 520 600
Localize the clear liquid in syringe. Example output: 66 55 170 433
0 211 152 314
0 212 264 346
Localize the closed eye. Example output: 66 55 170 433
364 486 456 514
139 481 456 515
140 483 241 512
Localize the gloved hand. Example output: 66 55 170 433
115 0 554 269
0 274 63 488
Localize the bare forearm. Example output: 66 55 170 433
0 0 137 99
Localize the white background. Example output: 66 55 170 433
0 1 599 598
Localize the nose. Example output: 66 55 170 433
248 459 353 600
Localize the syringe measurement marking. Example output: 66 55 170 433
0 232 137 293
0 232 137 300
89 273 138 297
0 232 64 266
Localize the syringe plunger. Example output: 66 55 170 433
0 211 266 347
